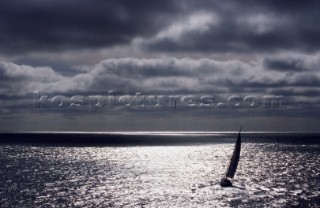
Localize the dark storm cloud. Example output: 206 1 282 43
264 58 305 72
145 0 320 53
0 0 180 54
1 0 320 54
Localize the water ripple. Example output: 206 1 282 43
0 143 319 207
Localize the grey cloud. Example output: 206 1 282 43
76 58 255 93
292 73 320 87
224 73 320 89
0 57 318 125
263 53 320 73
1 0 320 55
1 57 319 97
0 0 180 54
264 58 305 72
1 57 319 133
0 62 62 82
270 88 320 98
145 0 320 53
0 62 64 97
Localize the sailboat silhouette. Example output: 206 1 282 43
220 126 242 187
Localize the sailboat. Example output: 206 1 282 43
220 126 242 187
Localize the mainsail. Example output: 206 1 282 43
225 126 242 178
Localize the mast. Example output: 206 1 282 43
225 126 242 179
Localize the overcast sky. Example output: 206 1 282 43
0 0 319 132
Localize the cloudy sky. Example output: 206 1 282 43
0 0 319 132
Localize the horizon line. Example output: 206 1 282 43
1 131 320 135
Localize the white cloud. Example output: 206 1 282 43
154 12 218 41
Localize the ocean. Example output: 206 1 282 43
0 132 319 207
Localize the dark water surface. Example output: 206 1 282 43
0 133 319 207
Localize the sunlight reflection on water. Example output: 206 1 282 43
1 143 319 207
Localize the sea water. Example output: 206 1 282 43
0 133 319 207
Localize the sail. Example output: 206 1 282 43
226 126 242 178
